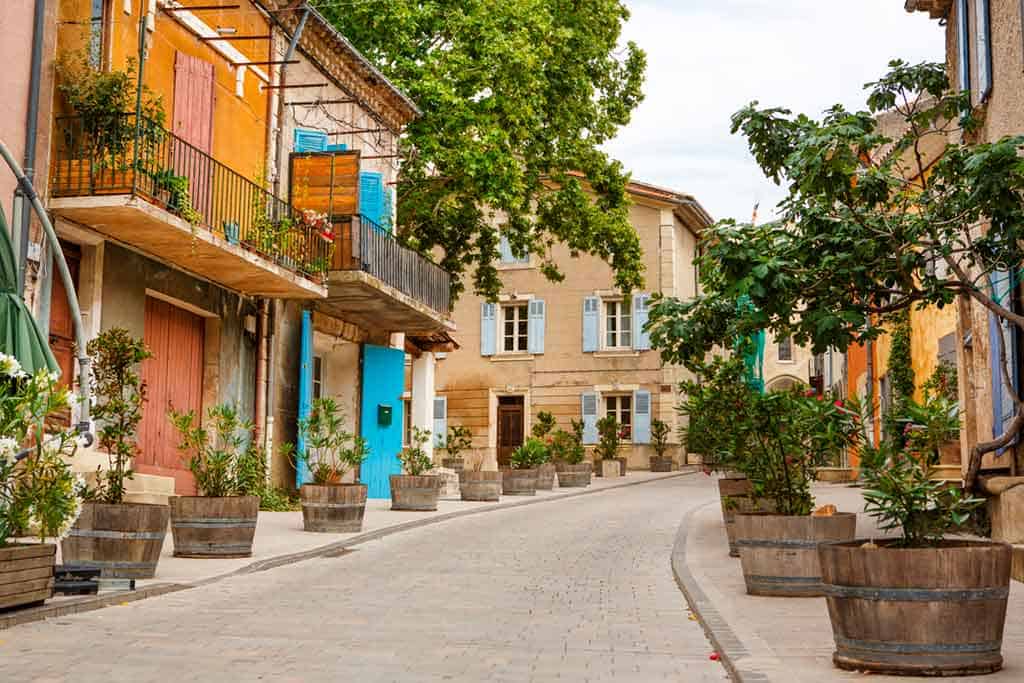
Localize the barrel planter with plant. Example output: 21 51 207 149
61 329 169 579
391 427 443 511
718 476 773 558
168 404 264 558
459 454 502 502
819 389 1011 676
295 397 369 532
552 420 591 488
594 416 624 479
441 424 473 472
532 411 558 490
1 357 80 609
502 438 546 496
649 419 674 472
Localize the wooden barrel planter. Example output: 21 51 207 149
600 459 621 478
650 456 674 472
61 502 169 578
300 484 367 533
170 496 258 558
718 476 774 558
390 475 443 511
820 540 1011 677
502 468 539 496
556 463 592 488
536 462 557 491
0 544 56 610
442 457 465 471
734 512 856 596
616 456 628 475
459 470 502 501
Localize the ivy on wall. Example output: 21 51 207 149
885 310 915 438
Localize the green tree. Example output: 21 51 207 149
648 60 1024 490
313 0 647 300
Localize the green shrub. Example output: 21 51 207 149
169 403 257 497
510 437 549 469
399 426 433 476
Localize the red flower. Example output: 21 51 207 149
834 400 844 408
804 389 815 397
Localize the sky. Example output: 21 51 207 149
605 0 946 224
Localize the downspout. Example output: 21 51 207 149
16 0 47 295
254 299 269 441
866 337 875 448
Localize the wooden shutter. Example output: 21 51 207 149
989 270 1018 445
296 310 314 487
633 293 651 351
433 396 447 448
633 389 652 444
173 53 214 153
294 128 328 153
581 392 599 445
583 296 600 352
480 303 497 356
359 171 384 226
528 299 546 355
975 0 992 101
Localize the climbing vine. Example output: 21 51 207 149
885 311 915 439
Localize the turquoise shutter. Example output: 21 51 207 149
359 171 384 227
325 142 348 152
989 270 1018 445
581 392 599 445
633 389 651 444
633 293 651 351
294 128 327 153
481 303 497 356
296 310 314 487
583 296 600 352
433 396 447 449
528 299 546 355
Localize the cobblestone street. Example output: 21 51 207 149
3 475 725 682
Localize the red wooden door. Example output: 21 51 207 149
47 242 81 428
137 297 205 494
172 52 215 220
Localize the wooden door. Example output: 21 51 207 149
497 397 525 468
172 52 215 219
137 297 205 494
47 242 81 428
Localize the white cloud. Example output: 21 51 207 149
606 0 945 223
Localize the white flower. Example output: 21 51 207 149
0 437 17 466
0 353 25 379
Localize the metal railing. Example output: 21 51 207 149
51 114 332 281
332 215 451 315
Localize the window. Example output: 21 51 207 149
312 356 323 400
605 395 632 440
89 0 108 69
502 303 529 352
778 336 793 362
403 398 412 447
604 299 632 349
498 232 530 265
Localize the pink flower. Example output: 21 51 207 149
834 400 844 408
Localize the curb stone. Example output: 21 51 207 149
670 499 772 683
2 469 698 631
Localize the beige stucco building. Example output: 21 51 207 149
432 181 712 470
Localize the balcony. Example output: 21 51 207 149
317 215 453 335
50 115 327 299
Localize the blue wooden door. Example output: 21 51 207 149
295 310 313 488
360 344 405 498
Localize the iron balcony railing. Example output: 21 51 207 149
332 215 451 316
51 114 332 281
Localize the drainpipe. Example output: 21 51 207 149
254 298 269 441
272 3 310 199
16 0 47 295
865 337 875 447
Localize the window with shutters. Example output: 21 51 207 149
498 231 530 266
502 303 530 353
777 336 793 362
89 0 110 69
605 395 632 439
604 299 632 349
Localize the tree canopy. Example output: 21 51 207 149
312 0 647 300
647 61 1024 489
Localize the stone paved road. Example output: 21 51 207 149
3 475 727 682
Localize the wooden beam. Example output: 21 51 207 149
162 4 241 11
262 83 329 90
198 34 271 41
286 99 358 106
328 128 386 136
232 60 299 67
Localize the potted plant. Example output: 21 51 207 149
594 416 624 479
818 392 1007 676
730 389 860 596
552 420 591 487
391 426 443 511
531 411 558 490
649 419 674 472
459 453 502 502
1 358 80 610
503 438 547 496
295 397 369 532
62 329 169 579
168 404 263 558
441 424 473 471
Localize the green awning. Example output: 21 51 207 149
0 203 58 375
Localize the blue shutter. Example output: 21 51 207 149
480 303 497 356
528 299 546 355
581 392 599 445
633 293 651 351
989 270 1018 447
957 0 971 96
381 187 394 233
296 310 314 487
433 396 447 449
583 296 600 352
294 128 327 153
324 142 348 152
975 0 992 101
359 171 384 227
633 389 651 444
